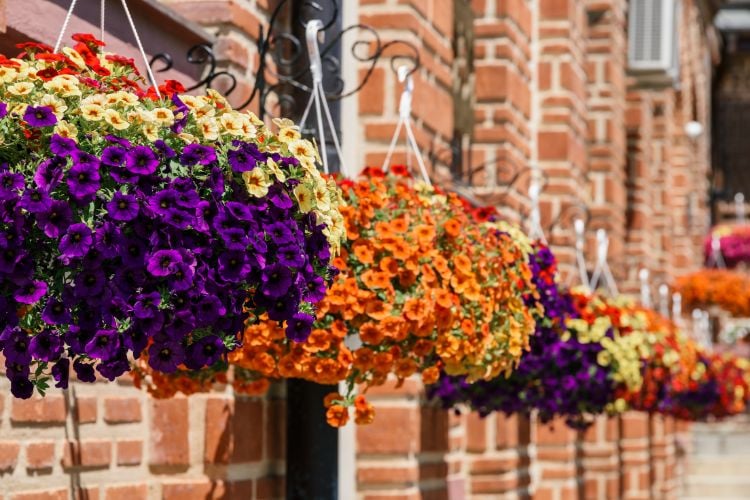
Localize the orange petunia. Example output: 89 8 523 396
413 224 436 244
421 366 440 385
360 322 385 344
352 240 375 265
443 218 461 237
391 216 409 234
326 405 350 427
365 299 392 320
361 269 392 290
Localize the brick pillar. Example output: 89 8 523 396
673 419 693 497
358 0 455 173
471 0 533 217
533 417 578 500
537 0 590 274
649 414 678 500
619 412 651 500
579 416 620 499
356 379 451 499
464 413 532 497
583 0 628 279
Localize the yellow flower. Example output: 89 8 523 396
54 120 78 141
178 133 197 144
194 105 215 121
242 169 271 198
220 113 245 136
294 184 315 213
38 95 67 119
278 126 301 143
43 75 81 98
266 158 286 182
8 82 34 96
313 183 331 212
104 109 129 130
152 108 175 126
597 350 612 367
0 67 19 84
289 139 316 160
142 122 159 142
62 47 86 69
81 104 105 121
198 118 219 141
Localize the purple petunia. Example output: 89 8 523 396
24 105 57 127
37 200 72 238
34 157 65 190
125 145 159 175
286 312 314 342
180 144 217 166
0 171 23 200
51 358 69 389
184 335 225 369
146 249 183 277
67 161 100 199
29 330 63 362
260 264 292 298
14 280 48 305
59 223 93 258
107 192 139 221
101 146 127 167
147 341 184 373
49 134 77 156
85 329 120 360
0 102 7 119
73 358 97 383
19 187 52 213
42 298 71 325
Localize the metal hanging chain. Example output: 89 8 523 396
382 66 431 186
100 0 106 44
527 170 547 244
119 0 161 98
53 0 79 54
298 20 344 175
53 0 161 98
574 218 590 290
589 229 618 297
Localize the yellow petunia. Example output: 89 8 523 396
242 168 271 198
104 109 129 130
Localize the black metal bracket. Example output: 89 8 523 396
150 0 419 121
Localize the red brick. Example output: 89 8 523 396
12 489 67 500
104 484 147 500
75 396 97 424
204 396 264 464
466 412 487 453
11 396 66 424
149 398 189 466
536 419 576 446
26 441 55 470
357 406 419 454
162 480 225 500
103 397 142 424
621 412 649 439
74 487 100 500
358 465 418 485
62 440 111 469
359 67 385 115
496 413 521 448
256 476 284 500
0 441 20 471
116 440 142 466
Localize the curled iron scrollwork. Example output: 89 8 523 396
150 0 420 120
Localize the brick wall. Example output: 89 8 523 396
0 0 717 498
0 378 284 499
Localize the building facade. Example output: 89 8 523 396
0 0 721 498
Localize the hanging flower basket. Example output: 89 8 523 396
133 169 540 426
429 246 645 428
0 35 344 398
675 269 750 317
705 224 750 268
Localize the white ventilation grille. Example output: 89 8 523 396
628 0 680 83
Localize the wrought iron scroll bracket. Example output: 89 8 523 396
150 0 420 120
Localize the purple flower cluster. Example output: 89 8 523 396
0 133 334 398
429 244 615 429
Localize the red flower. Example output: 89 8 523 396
472 206 497 222
72 33 106 48
360 166 386 178
159 80 186 96
390 164 410 177
15 42 54 55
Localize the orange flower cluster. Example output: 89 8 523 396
675 269 750 317
134 170 540 426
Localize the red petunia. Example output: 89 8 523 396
390 164 410 177
360 166 385 178
72 33 106 48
